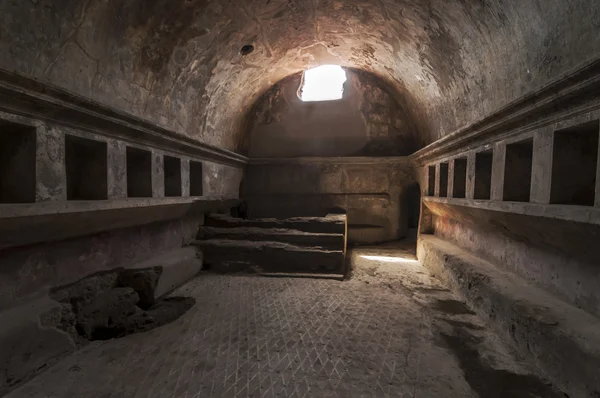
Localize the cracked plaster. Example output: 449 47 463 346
1 0 599 154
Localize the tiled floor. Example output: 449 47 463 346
8 241 561 397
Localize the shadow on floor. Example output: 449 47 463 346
346 236 564 398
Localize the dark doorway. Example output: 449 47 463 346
407 183 421 230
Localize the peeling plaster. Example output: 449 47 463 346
1 0 599 153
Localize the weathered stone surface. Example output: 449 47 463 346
1 2 600 398
194 239 345 275
50 272 120 312
198 226 345 250
118 267 162 309
50 272 197 344
423 197 600 319
1 217 203 312
248 70 417 157
43 246 201 344
244 159 417 243
198 214 346 277
418 235 600 398
347 224 397 246
205 213 346 235
128 247 203 299
2 1 599 152
5 268 566 398
75 287 151 340
0 194 232 251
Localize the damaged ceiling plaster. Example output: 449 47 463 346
1 0 598 153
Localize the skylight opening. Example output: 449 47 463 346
299 65 347 102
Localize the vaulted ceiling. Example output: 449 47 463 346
1 0 598 154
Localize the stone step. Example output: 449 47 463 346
192 239 345 276
205 213 346 235
197 226 345 251
260 272 344 281
418 235 600 398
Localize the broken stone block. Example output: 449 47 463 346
76 287 151 340
204 213 346 234
198 226 345 250
117 267 162 309
194 239 344 275
50 272 120 312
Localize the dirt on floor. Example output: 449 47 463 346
7 238 564 398
347 239 563 398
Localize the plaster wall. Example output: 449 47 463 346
247 70 416 158
430 211 600 318
0 218 201 312
0 107 242 342
416 107 600 318
1 1 600 152
0 74 243 394
245 159 416 244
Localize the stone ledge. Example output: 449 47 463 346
260 272 345 281
418 235 600 397
0 69 247 167
411 58 600 165
205 213 346 235
0 197 236 219
129 247 203 299
194 238 344 253
423 196 600 226
198 226 345 250
194 239 345 275
0 198 239 250
248 156 412 165
0 247 202 395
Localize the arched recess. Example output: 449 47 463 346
242 68 421 158
242 69 419 244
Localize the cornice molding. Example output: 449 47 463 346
411 58 600 165
248 156 412 165
7 55 600 170
0 69 248 167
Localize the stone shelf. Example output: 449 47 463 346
249 156 412 165
0 197 239 250
423 196 600 226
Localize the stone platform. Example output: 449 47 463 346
204 214 347 235
195 214 347 278
418 235 600 398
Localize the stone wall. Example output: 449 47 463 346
0 216 205 394
0 103 243 296
415 99 600 318
245 158 417 244
247 70 417 157
0 89 243 393
0 218 200 312
431 211 600 318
